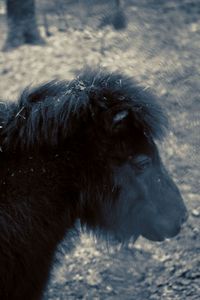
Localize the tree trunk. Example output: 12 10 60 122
4 0 45 50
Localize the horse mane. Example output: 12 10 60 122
0 68 168 151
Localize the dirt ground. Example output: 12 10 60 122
0 1 199 299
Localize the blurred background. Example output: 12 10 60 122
0 0 199 299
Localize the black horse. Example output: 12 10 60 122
0 68 187 300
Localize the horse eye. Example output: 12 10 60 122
130 155 152 171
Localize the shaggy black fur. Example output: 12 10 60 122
0 69 166 150
0 68 187 300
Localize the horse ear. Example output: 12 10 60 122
111 109 129 133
